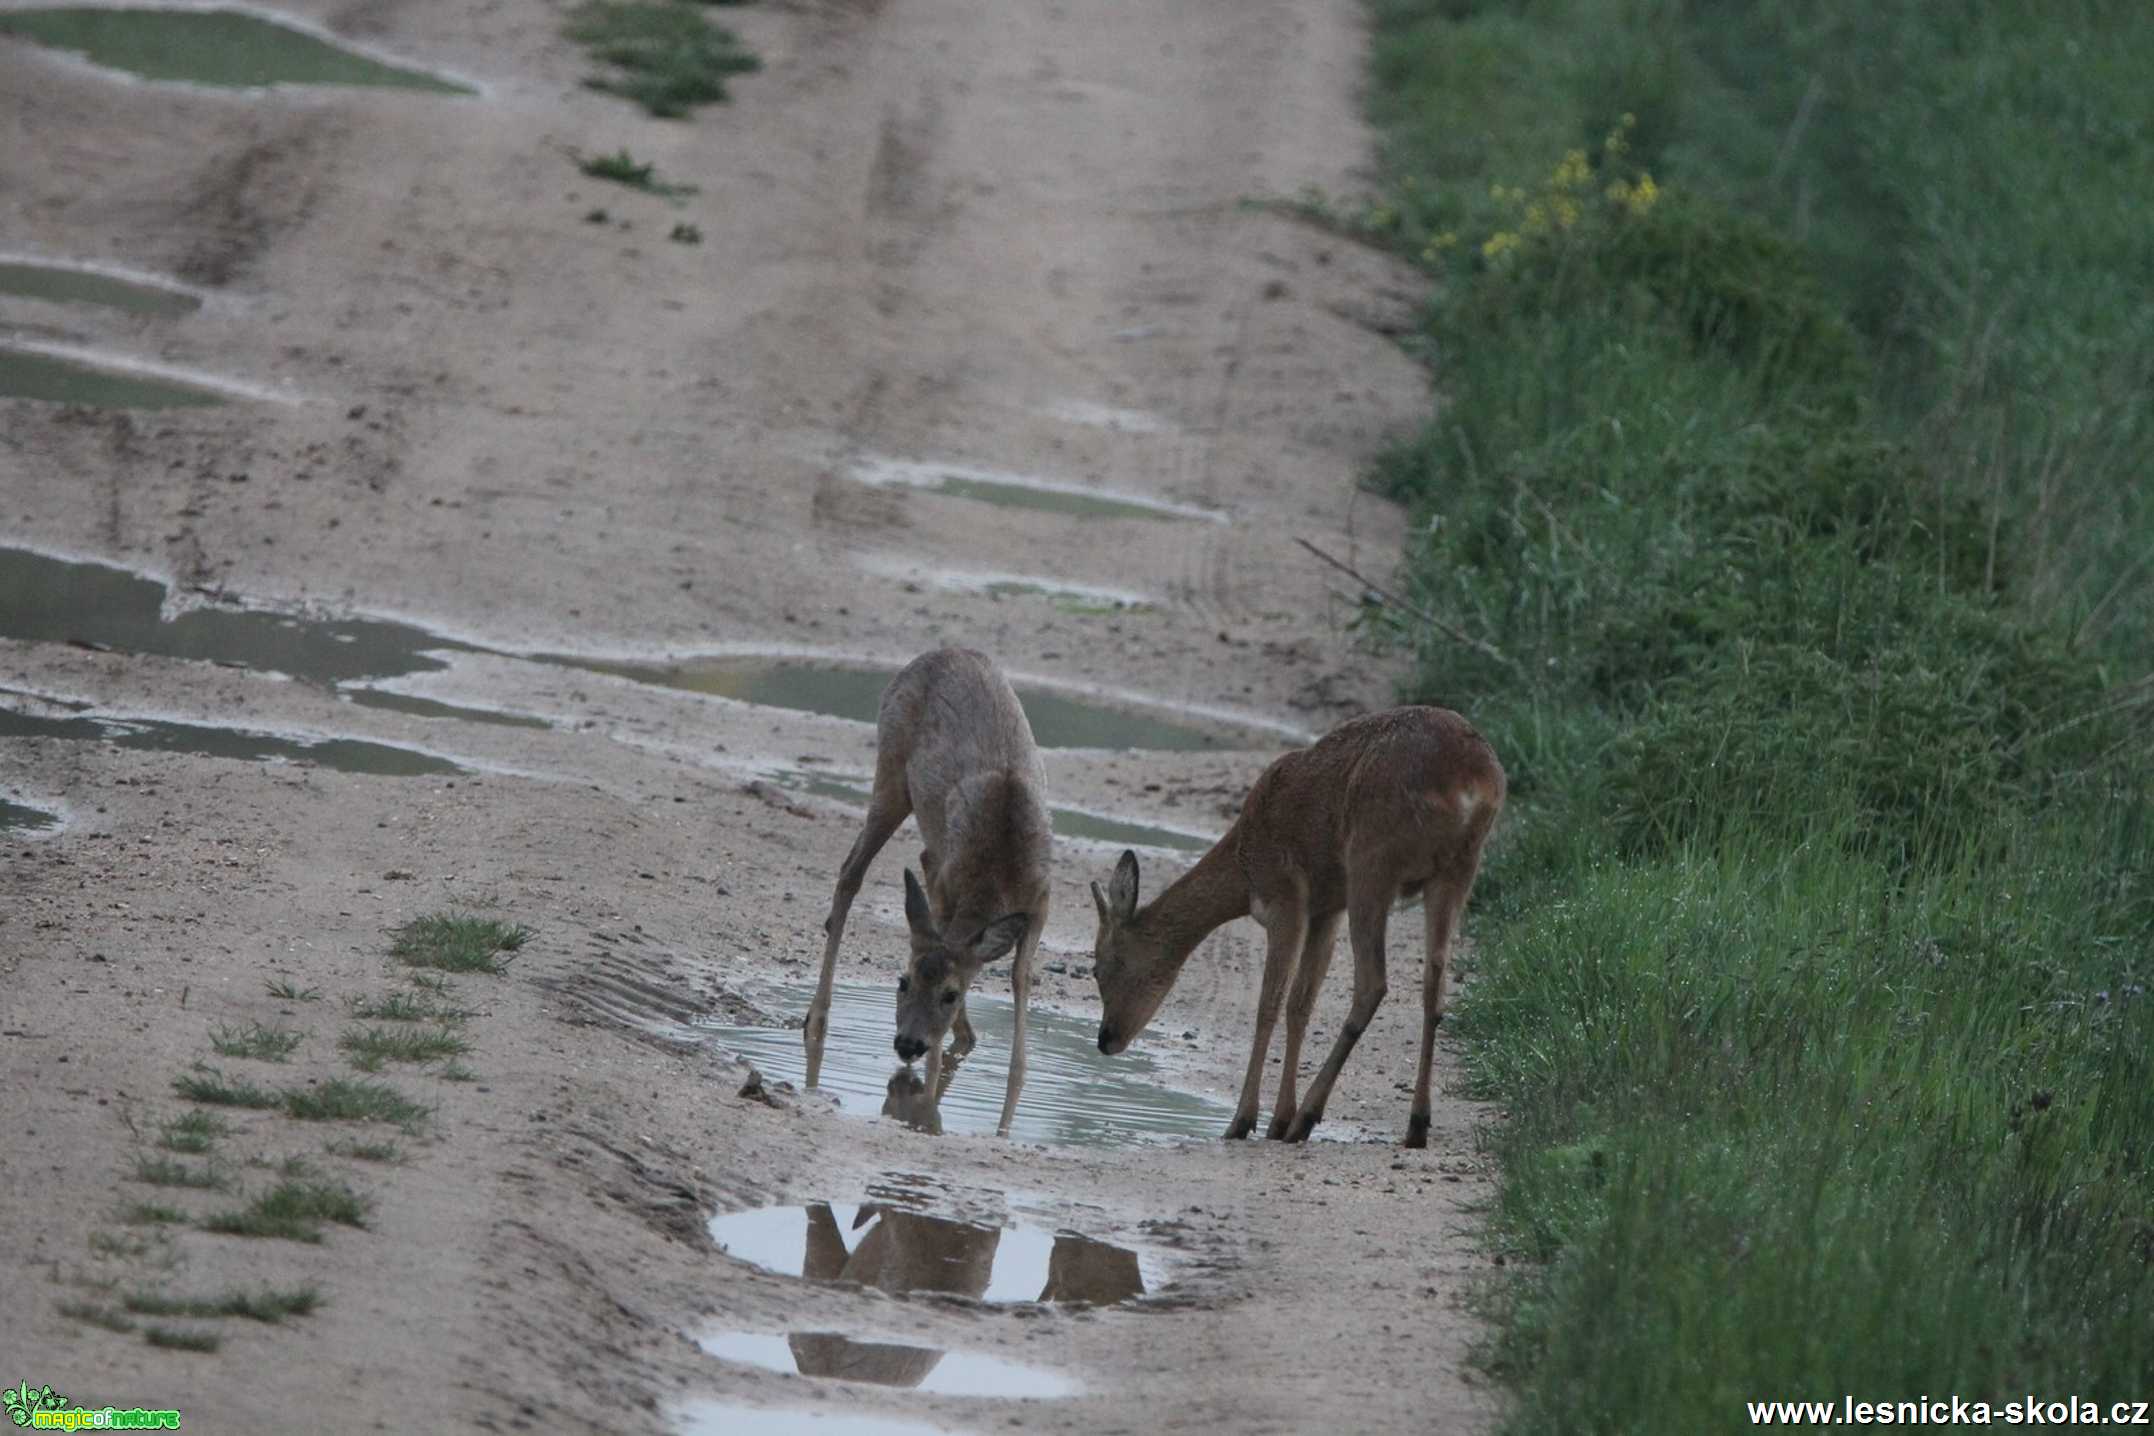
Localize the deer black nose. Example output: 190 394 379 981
1097 1024 1116 1054
894 1035 927 1062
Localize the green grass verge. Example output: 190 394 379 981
1361 0 2154 1427
390 912 529 974
564 1 759 118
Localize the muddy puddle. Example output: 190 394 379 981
705 982 1229 1146
676 1404 962 1436
575 655 1268 751
700 1330 1076 1398
1 796 61 835
0 260 201 316
761 767 1210 854
0 702 462 776
0 545 543 731
0 347 227 408
709 1192 1152 1307
0 7 472 92
850 456 1221 523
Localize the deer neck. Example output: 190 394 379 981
1134 834 1251 976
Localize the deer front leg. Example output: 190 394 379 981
806 792 909 1088
1286 888 1391 1143
995 914 1046 1138
1229 902 1306 1140
947 997 977 1059
1268 910 1341 1140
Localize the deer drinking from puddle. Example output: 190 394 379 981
805 647 1051 1137
1089 706 1504 1146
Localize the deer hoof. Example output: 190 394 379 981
1265 1112 1295 1140
1223 1115 1256 1141
1404 1113 1431 1148
1285 1111 1319 1143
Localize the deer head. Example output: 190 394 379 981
893 867 1028 1063
1090 850 1179 1055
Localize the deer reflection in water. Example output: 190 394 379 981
777 1200 1146 1389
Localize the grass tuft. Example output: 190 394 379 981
57 1300 136 1333
159 1110 227 1154
142 1326 220 1352
131 1156 226 1191
120 1203 192 1227
390 912 529 975
265 978 321 1002
282 1077 431 1131
202 1180 367 1243
210 1022 304 1062
564 1 759 118
173 1067 280 1109
125 1286 320 1323
325 1138 403 1163
347 990 468 1023
340 1024 469 1071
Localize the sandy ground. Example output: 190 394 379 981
0 1 1502 1432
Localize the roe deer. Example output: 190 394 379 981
1089 706 1503 1146
805 647 1052 1137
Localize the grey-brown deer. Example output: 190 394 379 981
805 647 1051 1137
1089 706 1503 1146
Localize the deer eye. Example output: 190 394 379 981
897 975 910 993
940 990 958 1006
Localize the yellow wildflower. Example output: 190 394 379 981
1481 231 1521 260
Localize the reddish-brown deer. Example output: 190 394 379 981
804 647 1051 1137
1089 706 1503 1146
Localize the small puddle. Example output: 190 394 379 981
573 655 1266 751
0 703 462 777
0 547 476 683
762 768 1210 854
701 1331 1076 1398
343 687 550 730
1 797 62 835
0 7 473 92
676 1404 962 1436
0 347 226 408
0 260 201 316
850 456 1221 523
709 1198 1150 1307
703 982 1229 1146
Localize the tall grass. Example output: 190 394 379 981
1362 0 2154 1427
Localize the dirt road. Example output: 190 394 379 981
0 0 1497 1430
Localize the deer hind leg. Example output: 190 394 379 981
1408 830 1491 1146
1285 883 1392 1143
1229 898 1307 1140
1267 910 1341 1140
805 765 911 1088
995 910 1048 1138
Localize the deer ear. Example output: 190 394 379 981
902 868 937 939
1089 880 1109 923
1108 850 1140 919
970 913 1029 963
